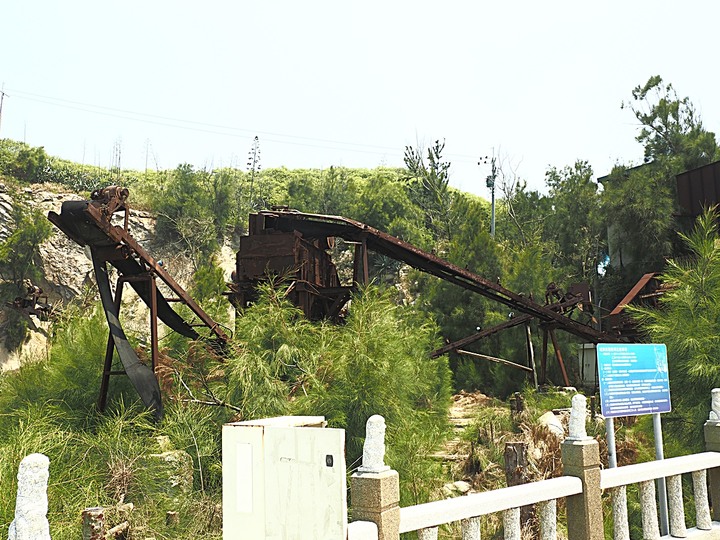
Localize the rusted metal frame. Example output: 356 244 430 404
47 211 86 246
149 274 159 370
263 211 622 343
294 234 339 290
266 211 540 306
294 236 311 284
424 269 611 343
547 328 570 387
98 279 124 413
92 244 132 262
430 297 586 358
326 290 351 319
456 349 533 373
291 280 318 318
84 203 228 343
291 281 353 320
609 272 658 316
98 271 162 410
431 313 533 358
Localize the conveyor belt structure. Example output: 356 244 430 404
250 209 624 346
238 210 626 387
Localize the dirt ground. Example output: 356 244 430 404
434 390 494 462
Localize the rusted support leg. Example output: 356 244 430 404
98 280 124 412
352 239 370 285
353 244 363 285
361 239 369 284
548 329 570 387
149 274 159 371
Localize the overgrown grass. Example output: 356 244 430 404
1 284 454 538
0 299 226 539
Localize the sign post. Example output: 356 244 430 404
597 343 671 535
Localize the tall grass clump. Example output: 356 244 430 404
0 298 225 539
222 283 453 504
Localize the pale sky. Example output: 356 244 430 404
2 1 719 199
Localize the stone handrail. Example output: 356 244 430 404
399 476 582 538
350 390 720 540
601 451 720 539
600 452 720 489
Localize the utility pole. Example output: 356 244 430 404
488 155 497 238
0 85 9 135
479 152 498 237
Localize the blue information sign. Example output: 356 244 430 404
597 343 671 418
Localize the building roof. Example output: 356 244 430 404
675 160 720 217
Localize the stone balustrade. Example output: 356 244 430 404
350 389 720 540
400 476 582 539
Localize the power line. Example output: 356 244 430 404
5 87 486 164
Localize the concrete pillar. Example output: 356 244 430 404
351 415 400 540
351 469 400 540
562 394 603 540
704 388 720 521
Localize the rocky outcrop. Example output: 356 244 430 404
1 183 236 372
0 184 161 369
0 185 13 243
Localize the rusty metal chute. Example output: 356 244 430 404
48 187 228 419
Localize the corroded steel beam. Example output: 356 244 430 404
256 210 625 345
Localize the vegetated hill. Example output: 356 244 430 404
0 146 462 538
0 138 498 379
1 138 601 400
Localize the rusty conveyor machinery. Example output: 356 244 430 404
48 187 228 419
251 210 625 351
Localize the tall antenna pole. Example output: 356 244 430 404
247 136 261 210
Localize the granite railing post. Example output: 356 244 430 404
562 394 603 540
350 415 400 540
8 453 51 540
704 388 720 521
